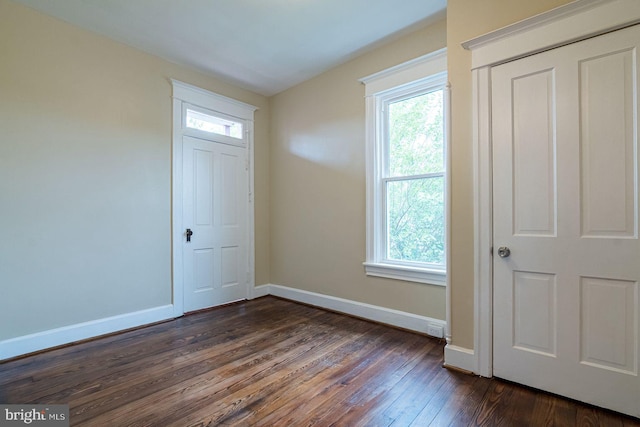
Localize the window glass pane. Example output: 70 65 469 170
186 109 243 139
386 176 445 265
388 90 444 177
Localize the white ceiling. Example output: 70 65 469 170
12 0 446 96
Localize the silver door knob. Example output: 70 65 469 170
497 246 511 258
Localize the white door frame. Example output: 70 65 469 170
171 80 257 317
460 0 640 377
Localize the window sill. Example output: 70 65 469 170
363 262 446 286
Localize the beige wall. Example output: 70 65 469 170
1 0 580 352
446 0 574 349
0 0 269 340
269 19 447 320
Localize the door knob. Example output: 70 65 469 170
497 246 510 258
186 228 193 242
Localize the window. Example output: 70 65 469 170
183 104 246 147
361 49 448 286
186 108 243 139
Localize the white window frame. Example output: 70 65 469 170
360 48 449 286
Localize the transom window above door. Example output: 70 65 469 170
182 103 247 147
186 108 243 139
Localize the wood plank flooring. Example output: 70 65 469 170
1 296 638 426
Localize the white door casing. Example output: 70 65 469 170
491 24 640 417
171 80 257 317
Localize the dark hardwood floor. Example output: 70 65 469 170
1 296 638 426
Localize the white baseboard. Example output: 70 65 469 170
444 344 476 374
0 304 175 361
2 285 456 363
256 284 446 337
249 284 271 299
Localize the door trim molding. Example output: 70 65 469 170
171 80 257 317
455 0 640 377
462 0 640 70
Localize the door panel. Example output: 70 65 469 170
183 136 247 312
580 277 637 374
221 246 239 286
580 48 637 238
221 153 239 225
512 69 557 236
492 24 640 418
195 149 213 226
513 271 557 356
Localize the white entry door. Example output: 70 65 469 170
492 25 640 417
182 135 248 312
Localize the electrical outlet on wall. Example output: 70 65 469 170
426 323 444 338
